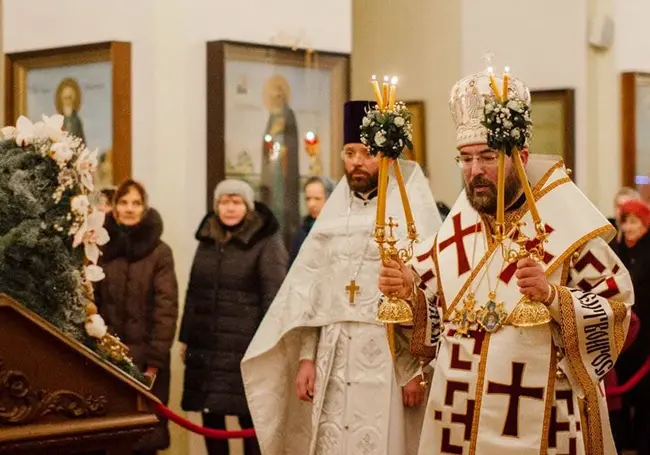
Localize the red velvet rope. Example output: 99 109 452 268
608 355 650 396
154 403 256 439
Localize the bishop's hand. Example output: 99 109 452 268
515 258 551 302
402 375 425 407
378 258 413 300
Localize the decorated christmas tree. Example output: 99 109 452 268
0 115 142 381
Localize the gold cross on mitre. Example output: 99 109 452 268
346 280 360 304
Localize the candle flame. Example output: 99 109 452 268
371 74 377 81
504 66 510 73
391 76 398 85
383 75 389 82
487 66 494 74
305 131 315 141
264 134 273 143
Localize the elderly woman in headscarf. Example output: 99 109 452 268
613 198 650 454
178 179 287 455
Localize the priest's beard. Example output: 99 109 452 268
346 167 379 194
465 168 521 214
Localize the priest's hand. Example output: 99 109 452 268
295 359 316 402
515 258 551 302
378 258 413 300
402 375 425 407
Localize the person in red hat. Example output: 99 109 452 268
615 198 650 454
607 311 639 452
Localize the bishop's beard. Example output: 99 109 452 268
346 167 379 194
465 169 521 214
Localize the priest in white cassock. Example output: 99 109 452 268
379 66 635 455
241 100 443 455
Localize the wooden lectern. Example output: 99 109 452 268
0 294 160 455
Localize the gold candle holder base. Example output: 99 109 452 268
375 216 416 325
509 297 551 327
377 295 413 324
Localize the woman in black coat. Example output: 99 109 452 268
179 179 287 455
96 180 178 455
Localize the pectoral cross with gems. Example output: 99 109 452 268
346 280 360 305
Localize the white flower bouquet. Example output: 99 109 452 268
481 97 532 156
359 102 413 160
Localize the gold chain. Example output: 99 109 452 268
464 215 509 300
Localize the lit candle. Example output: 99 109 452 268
382 76 390 110
371 75 384 110
381 155 390 216
502 66 510 101
376 155 388 226
264 134 273 152
496 152 505 226
388 76 398 110
393 160 414 226
488 67 502 103
305 131 317 145
512 149 541 224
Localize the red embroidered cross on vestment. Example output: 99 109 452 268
439 213 482 277
486 362 545 438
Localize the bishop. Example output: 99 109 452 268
380 65 634 455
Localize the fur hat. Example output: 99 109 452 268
213 179 255 210
620 199 650 226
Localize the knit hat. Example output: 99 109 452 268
620 199 650 226
213 179 255 210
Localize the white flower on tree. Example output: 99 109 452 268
75 148 99 191
14 114 65 146
50 142 74 165
73 210 110 265
84 264 106 283
71 195 91 215
85 313 108 338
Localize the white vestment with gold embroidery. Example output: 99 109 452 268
410 156 634 455
242 161 442 455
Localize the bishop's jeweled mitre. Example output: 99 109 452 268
448 68 531 149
